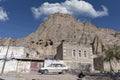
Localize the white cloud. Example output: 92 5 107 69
31 0 108 19
0 7 8 21
31 2 70 19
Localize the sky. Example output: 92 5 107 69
0 0 120 39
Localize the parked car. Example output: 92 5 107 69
38 60 69 74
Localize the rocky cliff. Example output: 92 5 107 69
1 13 120 57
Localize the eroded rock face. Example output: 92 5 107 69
1 13 120 57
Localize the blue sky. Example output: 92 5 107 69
0 0 120 39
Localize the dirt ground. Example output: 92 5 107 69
0 72 117 80
0 73 78 80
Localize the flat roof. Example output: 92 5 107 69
14 58 44 62
0 58 44 62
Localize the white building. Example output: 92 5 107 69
0 46 39 73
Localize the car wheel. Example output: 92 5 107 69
44 70 48 75
62 70 66 74
38 70 42 74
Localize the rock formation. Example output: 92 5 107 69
0 13 120 58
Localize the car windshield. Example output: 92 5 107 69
47 64 56 67
47 64 66 67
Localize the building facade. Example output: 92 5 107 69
55 42 94 72
0 46 39 59
0 46 41 73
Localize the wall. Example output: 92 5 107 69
0 46 25 59
0 46 38 59
0 46 39 73
56 42 94 71
104 60 120 72
0 60 31 73
94 58 104 71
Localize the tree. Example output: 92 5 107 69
104 46 114 72
113 45 120 62
103 44 120 72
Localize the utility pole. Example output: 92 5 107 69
1 38 11 74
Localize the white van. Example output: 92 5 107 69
38 60 68 74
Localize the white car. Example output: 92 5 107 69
39 63 68 74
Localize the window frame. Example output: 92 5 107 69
72 49 76 57
84 51 87 57
78 50 81 57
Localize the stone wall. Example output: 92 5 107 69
55 42 94 72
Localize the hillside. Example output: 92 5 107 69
1 13 120 56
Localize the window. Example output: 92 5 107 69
84 51 87 57
56 64 62 67
72 50 76 57
61 64 65 67
48 64 56 67
78 50 81 57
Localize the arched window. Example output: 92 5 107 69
84 51 87 57
78 50 81 57
72 50 76 57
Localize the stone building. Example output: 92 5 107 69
55 42 94 72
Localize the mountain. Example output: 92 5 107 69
1 13 120 57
